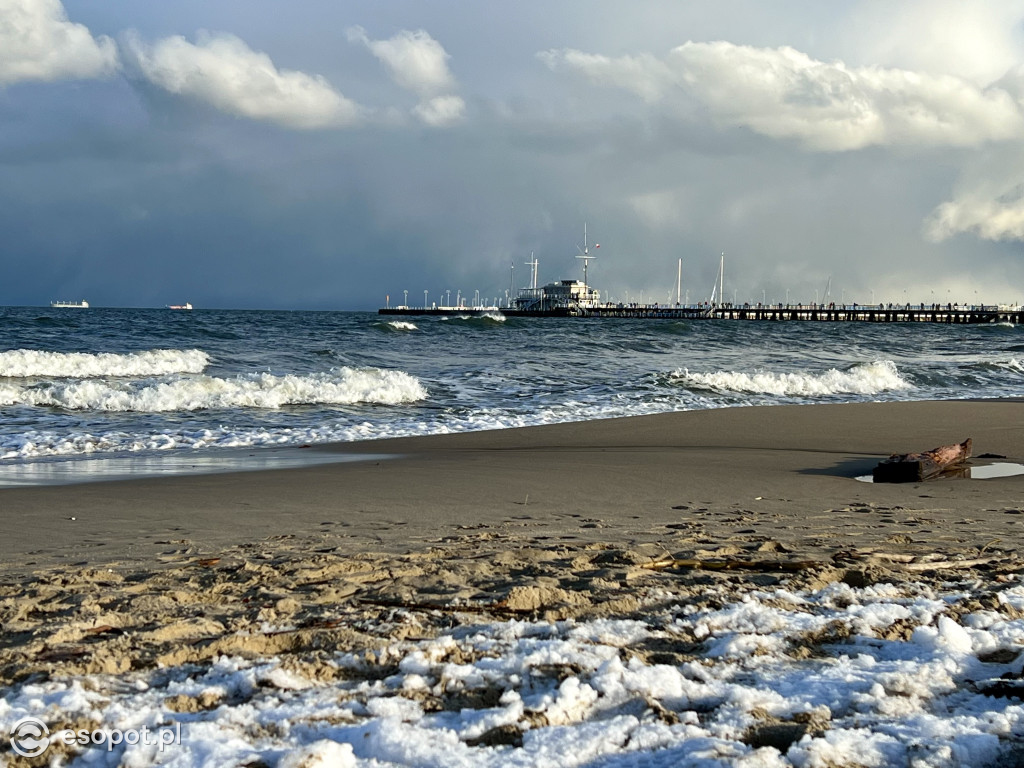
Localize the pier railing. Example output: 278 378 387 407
379 302 1022 324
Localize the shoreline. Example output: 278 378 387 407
1 399 1022 572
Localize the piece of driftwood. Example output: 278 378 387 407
872 438 972 483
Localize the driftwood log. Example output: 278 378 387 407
872 438 972 483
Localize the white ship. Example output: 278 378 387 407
167 303 193 310
50 300 89 308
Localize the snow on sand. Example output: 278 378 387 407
3 569 1024 767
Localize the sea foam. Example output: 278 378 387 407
0 366 426 412
0 348 210 378
442 312 506 323
671 360 912 396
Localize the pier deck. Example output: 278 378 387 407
379 304 1022 323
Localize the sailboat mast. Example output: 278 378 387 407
719 252 725 307
676 258 682 305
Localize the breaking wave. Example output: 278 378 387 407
0 349 210 378
670 360 912 396
994 358 1024 374
384 321 418 331
442 312 506 324
0 367 426 412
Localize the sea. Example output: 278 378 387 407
0 305 1022 480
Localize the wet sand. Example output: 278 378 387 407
1 399 1023 569
1 399 1023 684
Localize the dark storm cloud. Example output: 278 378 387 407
3 0 1024 310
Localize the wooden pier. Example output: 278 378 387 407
379 303 1023 324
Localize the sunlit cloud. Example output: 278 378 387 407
541 41 1024 151
348 26 464 126
0 0 118 85
125 30 364 129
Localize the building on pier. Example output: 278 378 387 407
514 279 600 313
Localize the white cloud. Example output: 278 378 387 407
412 95 466 127
541 41 1024 151
839 0 1024 86
0 0 118 85
126 31 363 129
922 138 1024 243
925 178 1024 242
348 26 463 126
347 26 455 97
925 196 1024 242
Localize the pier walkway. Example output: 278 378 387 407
379 303 1023 324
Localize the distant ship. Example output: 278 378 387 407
167 302 193 310
50 300 89 308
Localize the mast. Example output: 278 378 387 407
525 252 538 290
576 222 597 295
719 252 725 307
676 258 682 305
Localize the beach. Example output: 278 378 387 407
2 399 1023 568
3 400 1024 766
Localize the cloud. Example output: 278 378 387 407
348 26 464 126
924 173 1024 242
925 195 1024 242
347 26 455 97
413 95 466 127
839 0 1024 86
541 41 1024 151
0 0 118 85
125 30 363 129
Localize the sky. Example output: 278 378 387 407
4 1 1024 310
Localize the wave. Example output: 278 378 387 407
0 366 426 412
0 349 210 378
993 358 1024 374
442 312 506 323
669 360 912 396
376 320 419 332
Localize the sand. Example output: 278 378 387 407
1 399 1023 685
2 399 1023 567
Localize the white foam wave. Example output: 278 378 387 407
0 349 210 378
442 312 506 322
670 360 912 396
386 321 418 331
996 358 1024 373
0 367 426 412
